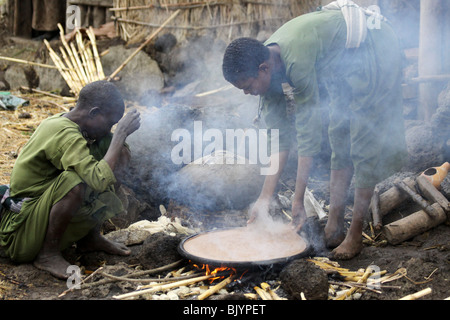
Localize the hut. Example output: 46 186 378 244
110 0 321 43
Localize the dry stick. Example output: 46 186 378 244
260 282 284 300
198 275 235 300
113 274 214 300
335 266 376 300
254 285 271 300
0 56 65 70
416 175 450 211
44 40 77 94
85 42 99 82
87 26 105 80
371 188 382 230
58 23 86 88
80 259 184 289
395 179 440 219
58 267 105 297
59 47 83 94
76 31 93 83
107 9 181 81
20 86 77 102
70 41 89 85
399 287 432 300
101 271 204 283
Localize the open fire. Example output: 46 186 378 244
192 262 240 284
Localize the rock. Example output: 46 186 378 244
35 66 67 93
404 121 444 171
101 45 164 101
104 228 151 246
280 259 329 300
136 232 184 269
4 64 27 90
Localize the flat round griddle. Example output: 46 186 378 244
178 226 311 268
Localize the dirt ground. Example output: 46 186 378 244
0 165 448 301
0 25 449 302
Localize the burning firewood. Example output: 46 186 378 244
197 274 235 300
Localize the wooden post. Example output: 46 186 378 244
382 203 447 245
418 0 444 121
369 177 416 219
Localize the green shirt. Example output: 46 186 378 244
10 113 116 198
261 10 407 187
0 113 122 262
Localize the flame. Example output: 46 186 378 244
192 262 239 283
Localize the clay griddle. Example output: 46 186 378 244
179 226 310 268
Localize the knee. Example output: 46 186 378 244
66 183 86 205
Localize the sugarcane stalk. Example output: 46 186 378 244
58 23 87 87
399 287 432 300
87 26 105 80
335 266 376 300
254 285 271 300
70 42 89 85
59 47 82 94
85 45 99 81
113 274 214 300
198 275 234 300
76 30 93 83
44 40 77 94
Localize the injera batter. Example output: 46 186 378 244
183 225 307 263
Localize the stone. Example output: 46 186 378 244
280 259 329 300
136 232 184 270
4 64 27 90
101 45 164 101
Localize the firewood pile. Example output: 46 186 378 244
44 24 105 96
369 165 450 245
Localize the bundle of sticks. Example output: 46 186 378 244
44 24 105 96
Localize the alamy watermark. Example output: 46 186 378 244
170 121 279 176
366 5 382 30
66 5 81 31
66 265 81 290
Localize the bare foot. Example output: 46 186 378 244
33 252 71 280
324 223 346 249
78 232 130 256
330 237 363 260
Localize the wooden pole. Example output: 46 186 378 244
0 56 66 70
416 175 450 212
369 177 416 218
382 203 447 245
418 0 444 121
107 9 181 81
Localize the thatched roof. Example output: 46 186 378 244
111 0 321 43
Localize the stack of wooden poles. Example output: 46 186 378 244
44 24 105 96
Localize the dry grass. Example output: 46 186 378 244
0 92 74 185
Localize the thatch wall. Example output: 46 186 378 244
111 0 321 43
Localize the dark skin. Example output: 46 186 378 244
233 45 374 260
32 104 141 279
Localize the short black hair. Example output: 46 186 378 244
77 80 124 112
222 37 270 84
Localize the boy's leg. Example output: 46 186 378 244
33 183 85 279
